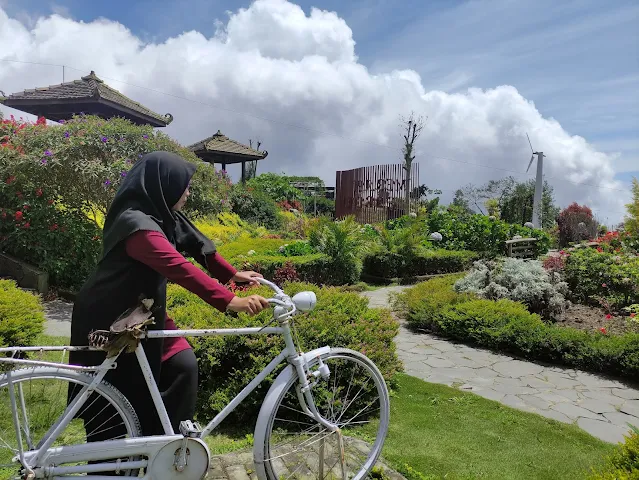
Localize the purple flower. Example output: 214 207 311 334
40 158 47 165
64 131 70 138
44 150 52 156
143 135 149 140
138 154 143 158
101 136 108 143
120 171 127 178
125 158 132 164
119 137 125 142
59 120 66 124
104 179 111 187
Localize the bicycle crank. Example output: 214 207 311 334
148 437 210 479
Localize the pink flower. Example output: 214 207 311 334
602 283 607 288
600 327 607 334
605 314 612 320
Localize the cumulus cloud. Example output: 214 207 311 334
0 0 629 223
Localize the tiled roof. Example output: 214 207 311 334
188 131 268 160
1 71 172 126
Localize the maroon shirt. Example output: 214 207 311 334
125 230 237 361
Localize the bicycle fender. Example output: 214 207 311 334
252 346 331 468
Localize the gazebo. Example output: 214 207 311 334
188 130 268 183
0 71 173 127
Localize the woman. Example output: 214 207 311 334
69 151 269 441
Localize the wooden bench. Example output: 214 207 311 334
505 238 538 259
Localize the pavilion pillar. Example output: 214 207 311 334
241 161 246 184
221 163 227 172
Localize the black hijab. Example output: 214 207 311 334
101 151 215 259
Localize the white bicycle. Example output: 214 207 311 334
0 279 390 479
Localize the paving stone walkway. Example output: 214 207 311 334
362 286 639 444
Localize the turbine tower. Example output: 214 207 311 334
526 133 545 229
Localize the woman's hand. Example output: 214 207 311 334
227 295 270 316
232 271 263 286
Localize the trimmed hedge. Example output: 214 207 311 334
0 279 45 347
363 249 479 279
395 276 639 380
168 282 401 423
588 429 639 479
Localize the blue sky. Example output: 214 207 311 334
2 0 638 203
5 0 637 185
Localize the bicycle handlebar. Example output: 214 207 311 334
256 277 285 296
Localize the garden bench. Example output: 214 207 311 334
505 238 538 259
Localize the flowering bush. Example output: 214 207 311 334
557 202 598 247
454 258 569 320
0 114 231 219
0 115 232 288
0 180 102 289
563 248 639 312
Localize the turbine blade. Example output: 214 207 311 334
526 133 534 153
526 154 534 173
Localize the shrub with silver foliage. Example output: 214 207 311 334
454 258 569 320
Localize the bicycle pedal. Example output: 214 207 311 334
179 420 203 437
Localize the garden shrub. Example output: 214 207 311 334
230 185 281 230
563 248 639 311
0 181 102 289
588 428 639 479
454 258 569 320
424 211 551 256
277 211 319 239
557 202 598 247
362 249 479 279
237 254 334 285
0 279 44 347
167 282 401 423
309 216 369 285
217 238 296 259
396 278 639 380
0 115 231 288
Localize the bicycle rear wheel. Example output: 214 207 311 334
257 348 390 480
0 366 141 478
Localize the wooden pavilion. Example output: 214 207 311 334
188 130 268 183
0 71 173 127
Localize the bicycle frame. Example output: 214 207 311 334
1 280 334 477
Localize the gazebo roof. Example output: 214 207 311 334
188 130 268 165
0 71 173 127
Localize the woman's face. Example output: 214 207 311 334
172 186 190 211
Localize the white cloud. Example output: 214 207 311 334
0 0 630 223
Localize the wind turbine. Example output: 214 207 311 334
526 133 545 229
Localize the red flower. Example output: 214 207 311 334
5 175 15 184
631 313 637 318
16 191 23 199
605 314 612 320
600 327 607 334
559 250 565 255
47 199 54 205
14 211 23 221
23 222 30 229
602 283 607 288
1 212 6 219
596 247 603 253
23 204 29 210
36 188 43 197
49 224 58 231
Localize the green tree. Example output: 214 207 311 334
451 189 473 214
498 178 559 228
625 177 639 236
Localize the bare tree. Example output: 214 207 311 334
400 112 425 214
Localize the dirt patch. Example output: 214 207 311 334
555 303 639 335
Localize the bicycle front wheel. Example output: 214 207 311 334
258 348 390 480
0 366 142 478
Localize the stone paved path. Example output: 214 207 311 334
41 299 405 479
362 286 639 444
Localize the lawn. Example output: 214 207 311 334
363 374 613 480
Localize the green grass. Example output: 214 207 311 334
359 374 613 480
